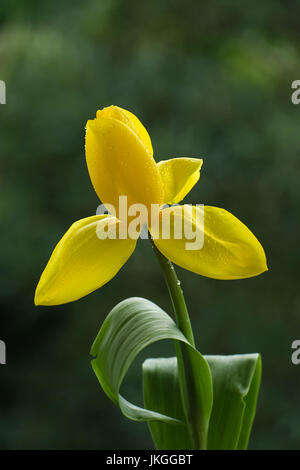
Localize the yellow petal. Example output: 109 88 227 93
96 105 153 155
157 158 203 204
35 215 137 306
151 205 268 280
86 108 164 220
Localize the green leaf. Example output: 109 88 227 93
90 297 212 443
143 354 261 450
143 357 193 449
206 354 262 450
236 355 262 449
170 343 213 449
91 297 261 450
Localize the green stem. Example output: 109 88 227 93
150 236 206 450
150 239 195 347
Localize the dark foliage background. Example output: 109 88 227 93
0 0 299 449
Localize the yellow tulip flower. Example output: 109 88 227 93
35 105 267 306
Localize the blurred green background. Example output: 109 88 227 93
0 0 299 450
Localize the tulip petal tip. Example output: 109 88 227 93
34 287 44 306
34 293 41 307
